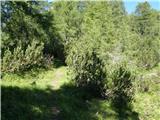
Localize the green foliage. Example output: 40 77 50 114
1 1 55 72
66 1 136 99
136 37 160 69
2 41 44 72
51 1 84 60
2 1 159 72
67 47 106 94
131 1 160 69
1 1 160 120
1 67 140 120
1 1 48 49
110 64 135 104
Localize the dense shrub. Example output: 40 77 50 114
1 1 55 72
67 37 135 99
1 1 159 101
109 63 135 106
2 41 44 72
67 43 106 94
131 2 160 69
136 37 160 69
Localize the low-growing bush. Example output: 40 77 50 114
67 47 106 95
109 64 135 107
67 40 135 101
135 38 160 69
2 41 44 72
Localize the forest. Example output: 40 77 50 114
1 0 160 120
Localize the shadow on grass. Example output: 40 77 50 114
111 93 139 120
2 84 139 120
1 86 55 120
1 85 96 120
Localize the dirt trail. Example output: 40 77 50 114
51 67 66 120
52 68 65 89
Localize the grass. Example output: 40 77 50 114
1 65 160 120
1 66 68 120
133 65 160 120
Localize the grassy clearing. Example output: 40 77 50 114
1 66 160 120
133 66 160 120
1 66 68 120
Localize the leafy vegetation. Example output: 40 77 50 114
1 0 160 120
1 66 160 120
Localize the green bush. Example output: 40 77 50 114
109 63 135 107
67 39 135 100
66 42 106 94
136 38 160 69
2 41 44 72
